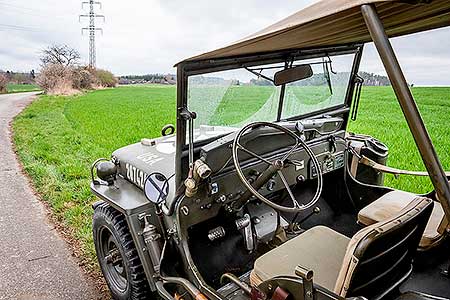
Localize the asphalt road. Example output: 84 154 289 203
0 92 102 299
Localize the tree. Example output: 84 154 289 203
40 44 81 67
12 73 27 84
95 69 118 87
0 74 8 93
36 64 74 95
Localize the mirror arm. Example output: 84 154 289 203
288 57 295 68
276 61 290 121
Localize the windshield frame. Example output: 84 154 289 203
175 43 364 188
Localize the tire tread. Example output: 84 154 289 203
93 203 152 300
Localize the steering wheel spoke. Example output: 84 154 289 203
277 170 301 209
236 142 272 165
281 140 301 162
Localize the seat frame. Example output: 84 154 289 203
251 197 434 300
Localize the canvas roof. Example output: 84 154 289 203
178 0 450 64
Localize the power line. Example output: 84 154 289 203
0 22 65 34
0 5 71 20
0 23 43 33
0 1 45 13
79 1 104 68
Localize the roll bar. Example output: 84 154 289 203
361 4 450 223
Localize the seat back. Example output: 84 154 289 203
334 197 433 300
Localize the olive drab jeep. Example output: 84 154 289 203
90 1 450 300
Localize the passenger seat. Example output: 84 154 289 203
358 190 448 249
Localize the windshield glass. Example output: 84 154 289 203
187 53 356 142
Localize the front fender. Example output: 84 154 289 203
91 177 159 291
91 176 152 216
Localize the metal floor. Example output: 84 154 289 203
401 239 450 298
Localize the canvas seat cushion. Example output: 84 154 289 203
251 198 432 298
250 226 350 291
358 190 445 249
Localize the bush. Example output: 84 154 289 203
0 74 7 93
72 67 99 90
94 69 118 88
36 64 117 95
36 64 78 95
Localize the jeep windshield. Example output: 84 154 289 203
187 52 357 142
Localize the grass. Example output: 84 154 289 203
12 84 449 272
12 85 175 271
211 86 274 125
348 86 450 192
6 83 41 93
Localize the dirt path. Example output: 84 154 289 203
0 92 103 300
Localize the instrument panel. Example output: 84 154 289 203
180 129 347 226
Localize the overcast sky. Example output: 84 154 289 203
1 0 449 86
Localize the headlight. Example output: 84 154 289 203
96 161 117 185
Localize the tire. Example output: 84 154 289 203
93 203 152 300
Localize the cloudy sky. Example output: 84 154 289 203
1 0 449 85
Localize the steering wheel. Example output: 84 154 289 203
232 121 323 213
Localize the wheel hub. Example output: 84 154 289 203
105 248 122 265
100 227 128 292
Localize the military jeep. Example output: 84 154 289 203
90 1 450 300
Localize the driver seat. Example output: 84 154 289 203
250 197 433 300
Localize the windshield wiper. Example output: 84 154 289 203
323 58 333 95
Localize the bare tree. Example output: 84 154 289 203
40 44 81 67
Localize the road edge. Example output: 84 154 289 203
8 93 110 298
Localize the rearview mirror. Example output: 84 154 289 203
144 172 169 204
274 64 313 86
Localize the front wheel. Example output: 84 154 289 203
93 203 152 300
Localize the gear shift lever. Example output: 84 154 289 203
298 206 321 225
289 206 321 233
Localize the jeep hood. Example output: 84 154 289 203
112 126 235 199
113 135 176 191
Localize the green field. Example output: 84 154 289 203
6 83 41 93
210 86 274 125
12 84 450 272
348 86 449 192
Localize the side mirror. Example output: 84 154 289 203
274 64 313 86
144 172 169 204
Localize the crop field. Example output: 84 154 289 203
6 83 41 93
12 84 450 271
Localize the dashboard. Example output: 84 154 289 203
179 119 347 227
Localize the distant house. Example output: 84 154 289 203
118 74 177 85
